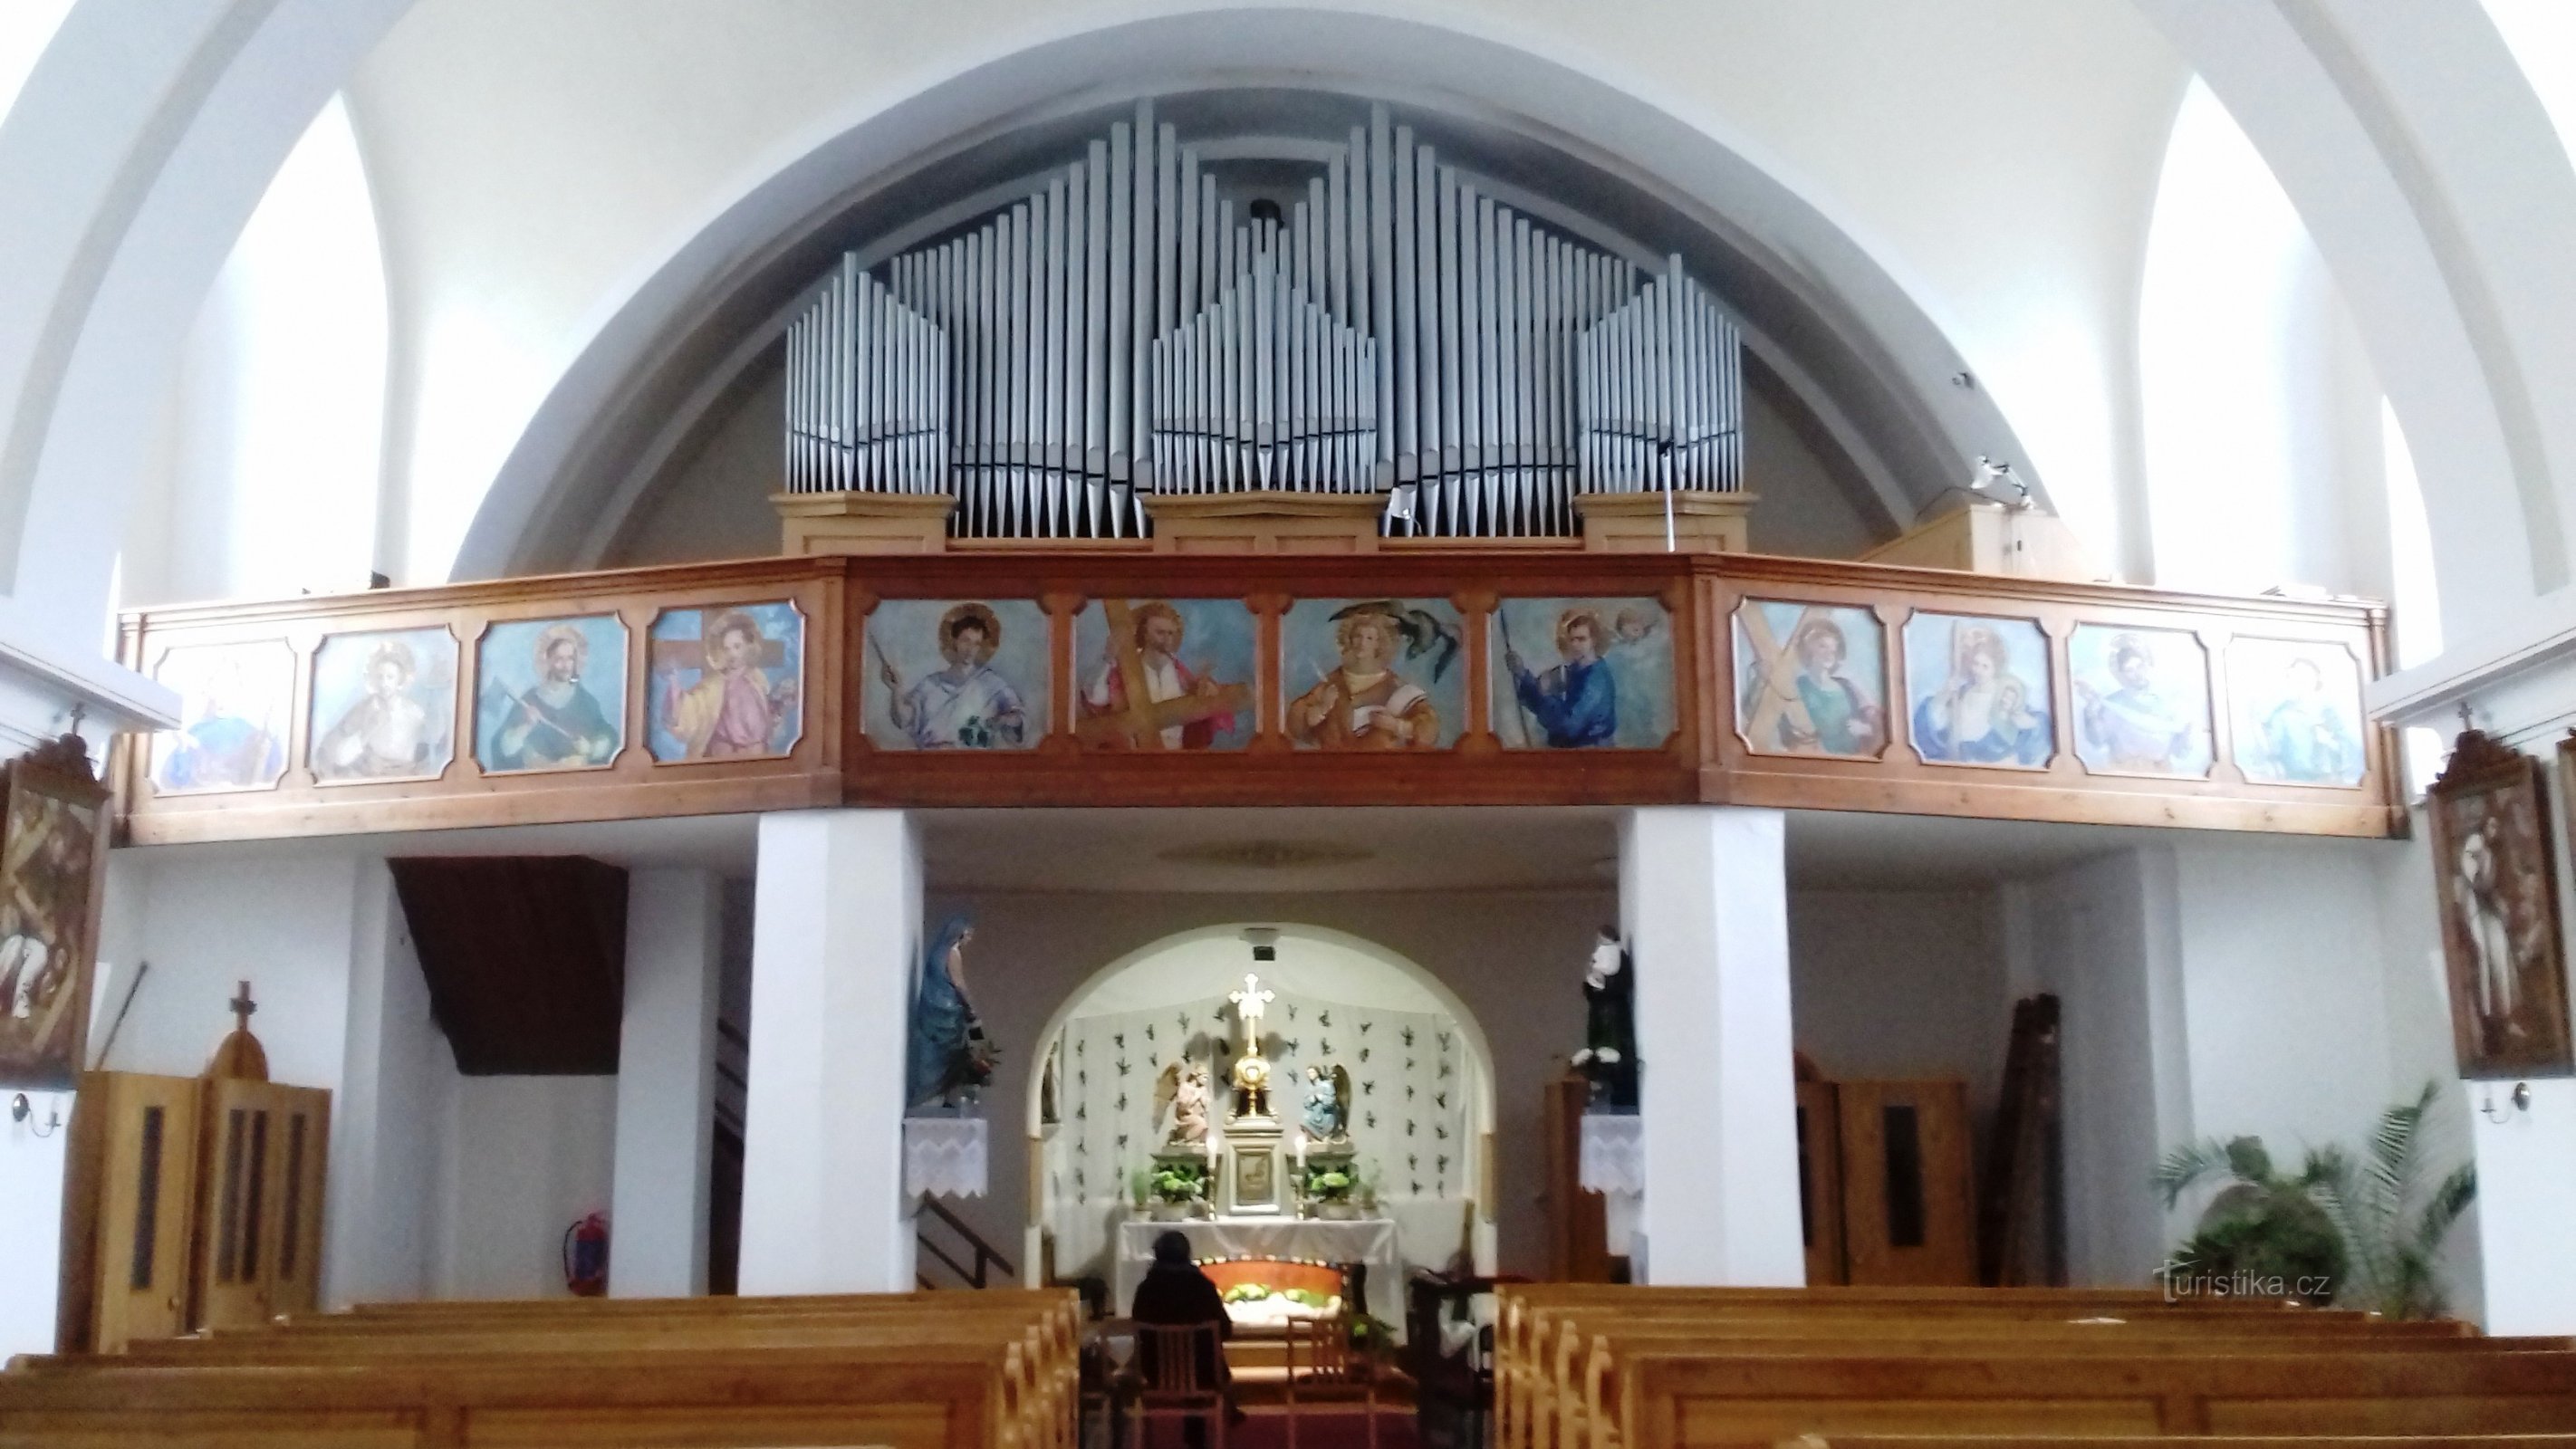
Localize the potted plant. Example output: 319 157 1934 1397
1302 1162 1363 1219
2155 1081 2476 1319
1145 1160 1210 1220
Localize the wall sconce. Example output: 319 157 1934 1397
2480 1081 2533 1124
9 1091 61 1137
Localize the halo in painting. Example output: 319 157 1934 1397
1281 599 1466 750
1491 597 1676 749
2227 638 2367 788
1901 612 2053 770
864 599 1049 750
149 640 295 795
1073 600 1255 751
1733 600 1889 759
646 601 805 762
307 627 458 784
476 615 630 773
2069 623 2212 778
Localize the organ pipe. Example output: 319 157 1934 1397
787 100 1744 539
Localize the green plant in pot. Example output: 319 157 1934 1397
1146 1160 1210 1218
1302 1162 1362 1218
2155 1081 2475 1319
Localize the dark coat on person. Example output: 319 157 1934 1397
1131 1261 1232 1386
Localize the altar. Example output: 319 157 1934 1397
1111 1216 1407 1336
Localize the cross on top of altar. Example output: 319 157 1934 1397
1229 973 1274 1038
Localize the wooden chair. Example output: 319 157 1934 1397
1284 1314 1379 1449
1129 1322 1226 1449
1083 1317 1141 1449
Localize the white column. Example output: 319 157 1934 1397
737 811 919 1294
2475 1082 2576 1333
610 868 724 1298
1618 806 1803 1285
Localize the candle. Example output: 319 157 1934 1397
1296 1132 1307 1170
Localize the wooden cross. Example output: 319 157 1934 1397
1074 599 1252 748
229 980 256 1033
1736 602 1826 747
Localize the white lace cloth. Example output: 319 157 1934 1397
904 1116 989 1197
1578 1112 1645 1194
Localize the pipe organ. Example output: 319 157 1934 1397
783 101 1745 540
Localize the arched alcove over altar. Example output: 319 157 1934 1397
1024 921 1497 1301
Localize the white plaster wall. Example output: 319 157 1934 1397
0 1084 70 1356
431 1073 619 1300
327 859 449 1307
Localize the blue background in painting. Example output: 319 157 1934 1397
863 599 1051 750
476 616 629 772
1490 597 1675 748
1900 612 2053 768
1281 599 1468 747
151 641 296 792
1732 599 1888 755
647 601 806 761
2068 622 2213 776
2228 638 2366 787
1073 600 1258 749
308 626 458 779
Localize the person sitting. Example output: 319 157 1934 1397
1130 1229 1233 1428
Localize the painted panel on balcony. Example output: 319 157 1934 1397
1073 600 1255 751
1491 598 1675 750
1901 612 2053 770
864 600 1047 751
647 601 806 762
1281 600 1466 751
149 640 294 795
476 616 629 774
2227 638 2368 789
2070 623 2213 779
1735 600 1889 759
308 626 458 784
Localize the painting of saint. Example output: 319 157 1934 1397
2228 638 2366 788
1075 600 1254 750
0 746 105 1089
865 600 1048 751
1903 613 2053 768
476 616 627 772
1734 600 1888 758
1493 596 1676 749
308 627 457 783
648 602 804 762
2070 624 2211 778
150 641 293 794
1282 599 1465 750
2426 733 2572 1078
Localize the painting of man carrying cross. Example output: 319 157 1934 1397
1076 600 1254 750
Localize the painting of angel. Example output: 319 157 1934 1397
647 602 803 762
1734 600 1888 758
2070 623 2211 777
1903 612 2052 768
2228 638 2366 787
866 600 1047 751
309 627 457 783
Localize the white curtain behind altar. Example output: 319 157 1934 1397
1044 985 1477 1286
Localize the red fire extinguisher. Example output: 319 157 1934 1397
563 1212 610 1297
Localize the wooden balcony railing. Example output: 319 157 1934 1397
112 551 2399 844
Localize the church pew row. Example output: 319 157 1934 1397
0 1291 1076 1449
1514 1319 2513 1449
1497 1288 2424 1449
1493 1287 2576 1449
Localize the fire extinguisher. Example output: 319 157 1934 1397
563 1212 610 1297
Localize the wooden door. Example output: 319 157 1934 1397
62 1071 201 1351
1541 1072 1611 1281
1836 1079 1975 1286
194 1079 326 1329
1793 1080 1845 1287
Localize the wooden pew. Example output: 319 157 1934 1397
0 1291 1074 1449
1779 1437 2576 1449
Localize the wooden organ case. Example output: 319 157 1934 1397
56 982 329 1352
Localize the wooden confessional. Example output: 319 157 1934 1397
56 983 330 1352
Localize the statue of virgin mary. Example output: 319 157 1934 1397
906 916 997 1108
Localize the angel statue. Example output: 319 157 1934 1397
1300 1063 1351 1142
1152 1060 1213 1145
1568 926 1639 1110
906 916 998 1108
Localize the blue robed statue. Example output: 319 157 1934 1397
907 915 998 1108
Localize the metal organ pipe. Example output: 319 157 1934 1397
783 101 1743 538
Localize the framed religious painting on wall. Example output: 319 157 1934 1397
2068 622 2212 779
2425 729 2573 1079
0 735 111 1089
307 626 458 784
646 602 804 762
2226 638 2368 788
1902 611 2054 769
864 600 1049 751
1734 600 1889 759
1491 597 1676 750
476 616 629 773
1280 599 1466 750
1073 599 1255 751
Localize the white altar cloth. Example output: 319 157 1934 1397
1113 1217 1406 1331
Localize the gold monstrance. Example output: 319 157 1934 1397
1221 971 1284 1214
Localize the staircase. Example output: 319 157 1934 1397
917 1196 1015 1290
